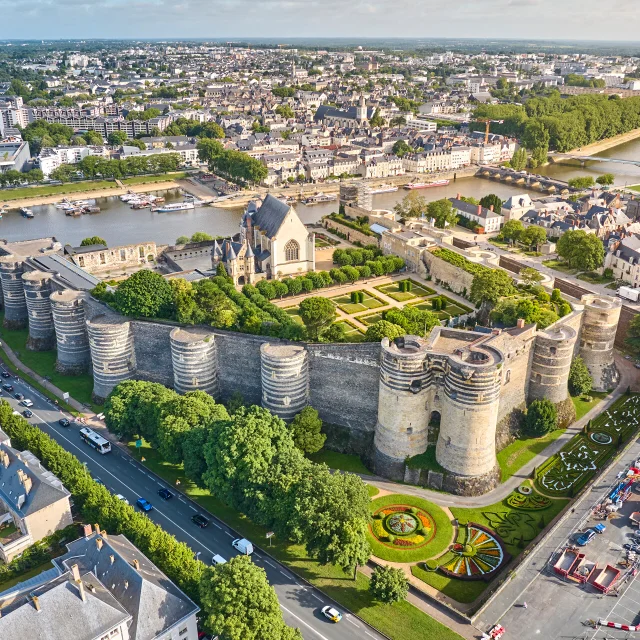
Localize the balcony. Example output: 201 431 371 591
0 516 32 563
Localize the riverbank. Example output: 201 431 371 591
0 173 187 208
564 127 640 157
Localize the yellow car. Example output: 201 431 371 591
321 606 343 623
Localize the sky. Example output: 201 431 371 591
1 0 640 41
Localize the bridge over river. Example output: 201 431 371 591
475 166 575 193
550 153 640 167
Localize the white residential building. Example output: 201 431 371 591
37 146 109 177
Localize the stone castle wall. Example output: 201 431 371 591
421 250 474 296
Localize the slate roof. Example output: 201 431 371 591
314 105 375 122
449 198 502 220
251 194 291 238
614 234 640 262
0 570 130 640
0 444 70 518
55 533 199 640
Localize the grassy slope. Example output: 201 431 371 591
121 172 187 185
129 441 462 640
0 181 116 201
496 429 565 483
572 392 607 421
308 450 371 474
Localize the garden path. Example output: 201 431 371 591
360 353 638 509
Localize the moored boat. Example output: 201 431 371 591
404 179 450 190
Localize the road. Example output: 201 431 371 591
1 374 386 640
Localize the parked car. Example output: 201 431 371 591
136 498 153 512
14 392 24 400
59 418 70 427
21 399 33 407
231 538 254 556
115 494 130 505
211 554 227 566
1 371 11 378
191 514 209 528
22 409 33 418
321 606 343 623
577 529 597 546
157 488 173 500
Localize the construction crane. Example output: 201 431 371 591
476 118 505 144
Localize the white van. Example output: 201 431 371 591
232 538 254 555
212 554 227 566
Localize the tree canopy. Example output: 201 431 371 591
525 399 557 437
393 191 427 218
568 356 593 397
80 236 106 246
298 297 336 340
556 230 605 271
113 270 174 318
427 198 458 228
289 406 326 455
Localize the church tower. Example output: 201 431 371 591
356 95 367 124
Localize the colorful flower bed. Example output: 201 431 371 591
535 394 640 497
367 494 454 563
439 523 510 581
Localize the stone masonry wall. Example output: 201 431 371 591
617 305 639 350
421 250 474 296
322 218 380 247
131 321 175 386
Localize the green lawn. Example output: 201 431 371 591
367 485 380 498
541 259 578 275
284 306 304 325
629 185 640 193
0 318 96 411
409 299 471 319
335 320 366 343
406 446 446 474
577 271 614 285
367 494 454 563
572 391 607 421
128 441 462 640
496 429 565 483
0 521 19 542
121 172 187 185
411 563 489 604
308 450 370 474
0 180 117 202
330 291 386 315
355 311 384 326
374 280 435 302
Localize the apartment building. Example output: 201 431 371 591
450 196 503 233
0 140 32 174
37 145 109 177
605 235 640 285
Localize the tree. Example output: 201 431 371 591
298 297 336 340
369 108 385 127
190 231 213 242
199 557 302 640
501 219 524 244
384 307 440 337
107 131 128 146
520 267 543 287
393 191 427 218
289 406 326 455
568 176 595 190
176 235 190 244
470 269 516 310
113 270 174 318
556 230 605 271
275 104 294 119
197 138 224 164
84 130 104 145
568 356 593 397
80 236 106 247
596 173 615 186
525 399 557 437
369 566 409 603
520 225 547 250
509 148 527 171
392 140 412 157
427 199 458 228
479 194 503 214
365 320 405 342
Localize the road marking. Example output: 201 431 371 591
311 593 323 602
365 631 376 638
279 569 290 578
225 531 234 538
265 559 276 568
346 617 361 628
212 522 222 530
188 505 197 511
279 603 330 640
254 552 262 559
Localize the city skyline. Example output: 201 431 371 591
1 0 640 42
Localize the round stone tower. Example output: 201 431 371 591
260 343 309 421
0 256 27 329
170 327 219 397
51 290 91 374
528 324 577 404
22 270 55 351
579 294 621 392
373 336 430 481
436 345 502 492
87 314 135 403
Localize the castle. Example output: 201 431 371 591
0 238 624 496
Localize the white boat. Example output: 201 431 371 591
303 192 338 205
404 179 450 190
369 184 399 194
151 202 195 212
20 207 34 218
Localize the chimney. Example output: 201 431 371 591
71 564 81 582
94 524 100 535
110 555 115 565
477 204 482 215
516 318 525 329
490 205 494 212
96 538 103 551
0 450 8 468
456 192 461 200
83 524 92 538
32 595 41 612
23 475 32 495
132 559 140 571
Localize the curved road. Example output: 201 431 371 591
0 373 387 640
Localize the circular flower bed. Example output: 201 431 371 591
518 485 533 495
590 432 613 445
368 494 454 563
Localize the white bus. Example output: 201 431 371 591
79 427 112 454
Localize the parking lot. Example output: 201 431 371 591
478 448 640 640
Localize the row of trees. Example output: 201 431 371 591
474 93 640 166
197 138 267 185
0 401 301 639
50 152 181 182
164 118 225 139
500 219 548 250
104 381 372 578
0 168 44 187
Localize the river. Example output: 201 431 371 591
0 177 548 247
538 136 640 187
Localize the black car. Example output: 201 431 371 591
14 392 24 401
2 383 13 392
22 409 33 418
158 488 173 500
191 514 209 528
59 418 71 427
1 371 10 378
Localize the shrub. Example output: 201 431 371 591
526 399 557 437
369 565 409 604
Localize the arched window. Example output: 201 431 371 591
284 239 299 262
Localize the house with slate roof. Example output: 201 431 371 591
0 440 72 563
213 194 314 283
314 95 373 127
